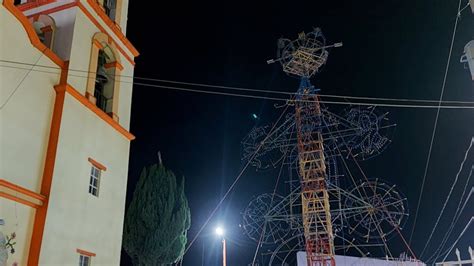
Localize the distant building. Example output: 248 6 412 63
0 0 138 264
296 252 426 266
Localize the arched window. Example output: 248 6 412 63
31 14 56 50
94 46 116 114
86 33 122 122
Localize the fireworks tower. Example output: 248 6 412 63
267 28 342 266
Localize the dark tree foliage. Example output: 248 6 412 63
123 164 191 266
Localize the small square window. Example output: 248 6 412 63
79 254 91 266
89 165 101 197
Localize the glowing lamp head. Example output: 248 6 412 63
215 227 224 236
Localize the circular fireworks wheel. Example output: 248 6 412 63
242 193 291 244
343 179 408 242
242 126 284 170
267 231 305 266
339 106 395 160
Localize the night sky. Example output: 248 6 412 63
122 1 473 265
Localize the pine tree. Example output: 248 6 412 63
123 163 191 265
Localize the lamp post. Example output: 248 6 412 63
215 227 226 266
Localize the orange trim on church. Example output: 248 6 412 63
0 192 42 209
0 178 46 209
25 1 78 19
0 179 47 202
3 0 65 68
104 61 123 70
76 248 96 257
88 158 107 171
28 62 69 265
86 0 139 57
5 0 136 67
77 2 136 65
40 25 53 33
17 0 55 12
65 84 135 140
28 83 67 266
92 38 105 49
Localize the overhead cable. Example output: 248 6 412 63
409 0 463 245
1 64 473 109
1 59 473 106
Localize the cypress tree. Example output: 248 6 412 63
123 163 191 265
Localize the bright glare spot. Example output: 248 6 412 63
215 226 224 236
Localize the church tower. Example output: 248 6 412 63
1 0 138 264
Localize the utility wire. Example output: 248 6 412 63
0 50 45 110
1 59 474 105
181 103 291 258
440 216 474 263
319 102 416 259
434 186 474 262
321 105 396 258
409 0 463 245
459 2 471 14
1 64 474 109
328 115 416 260
251 151 288 266
250 119 295 265
420 138 473 258
428 165 474 263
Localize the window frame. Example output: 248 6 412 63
79 254 91 266
88 165 101 197
87 157 106 197
86 33 123 122
77 249 96 265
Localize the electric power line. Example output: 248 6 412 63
434 186 474 261
1 59 474 106
420 138 474 259
440 216 474 263
324 106 417 260
181 103 292 258
1 64 474 110
0 50 45 110
409 0 464 245
133 82 474 109
428 166 474 263
251 129 293 266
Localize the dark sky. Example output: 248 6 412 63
122 1 473 265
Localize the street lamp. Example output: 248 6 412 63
215 226 224 236
215 226 226 266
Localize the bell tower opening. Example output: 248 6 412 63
94 46 116 115
32 14 56 50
